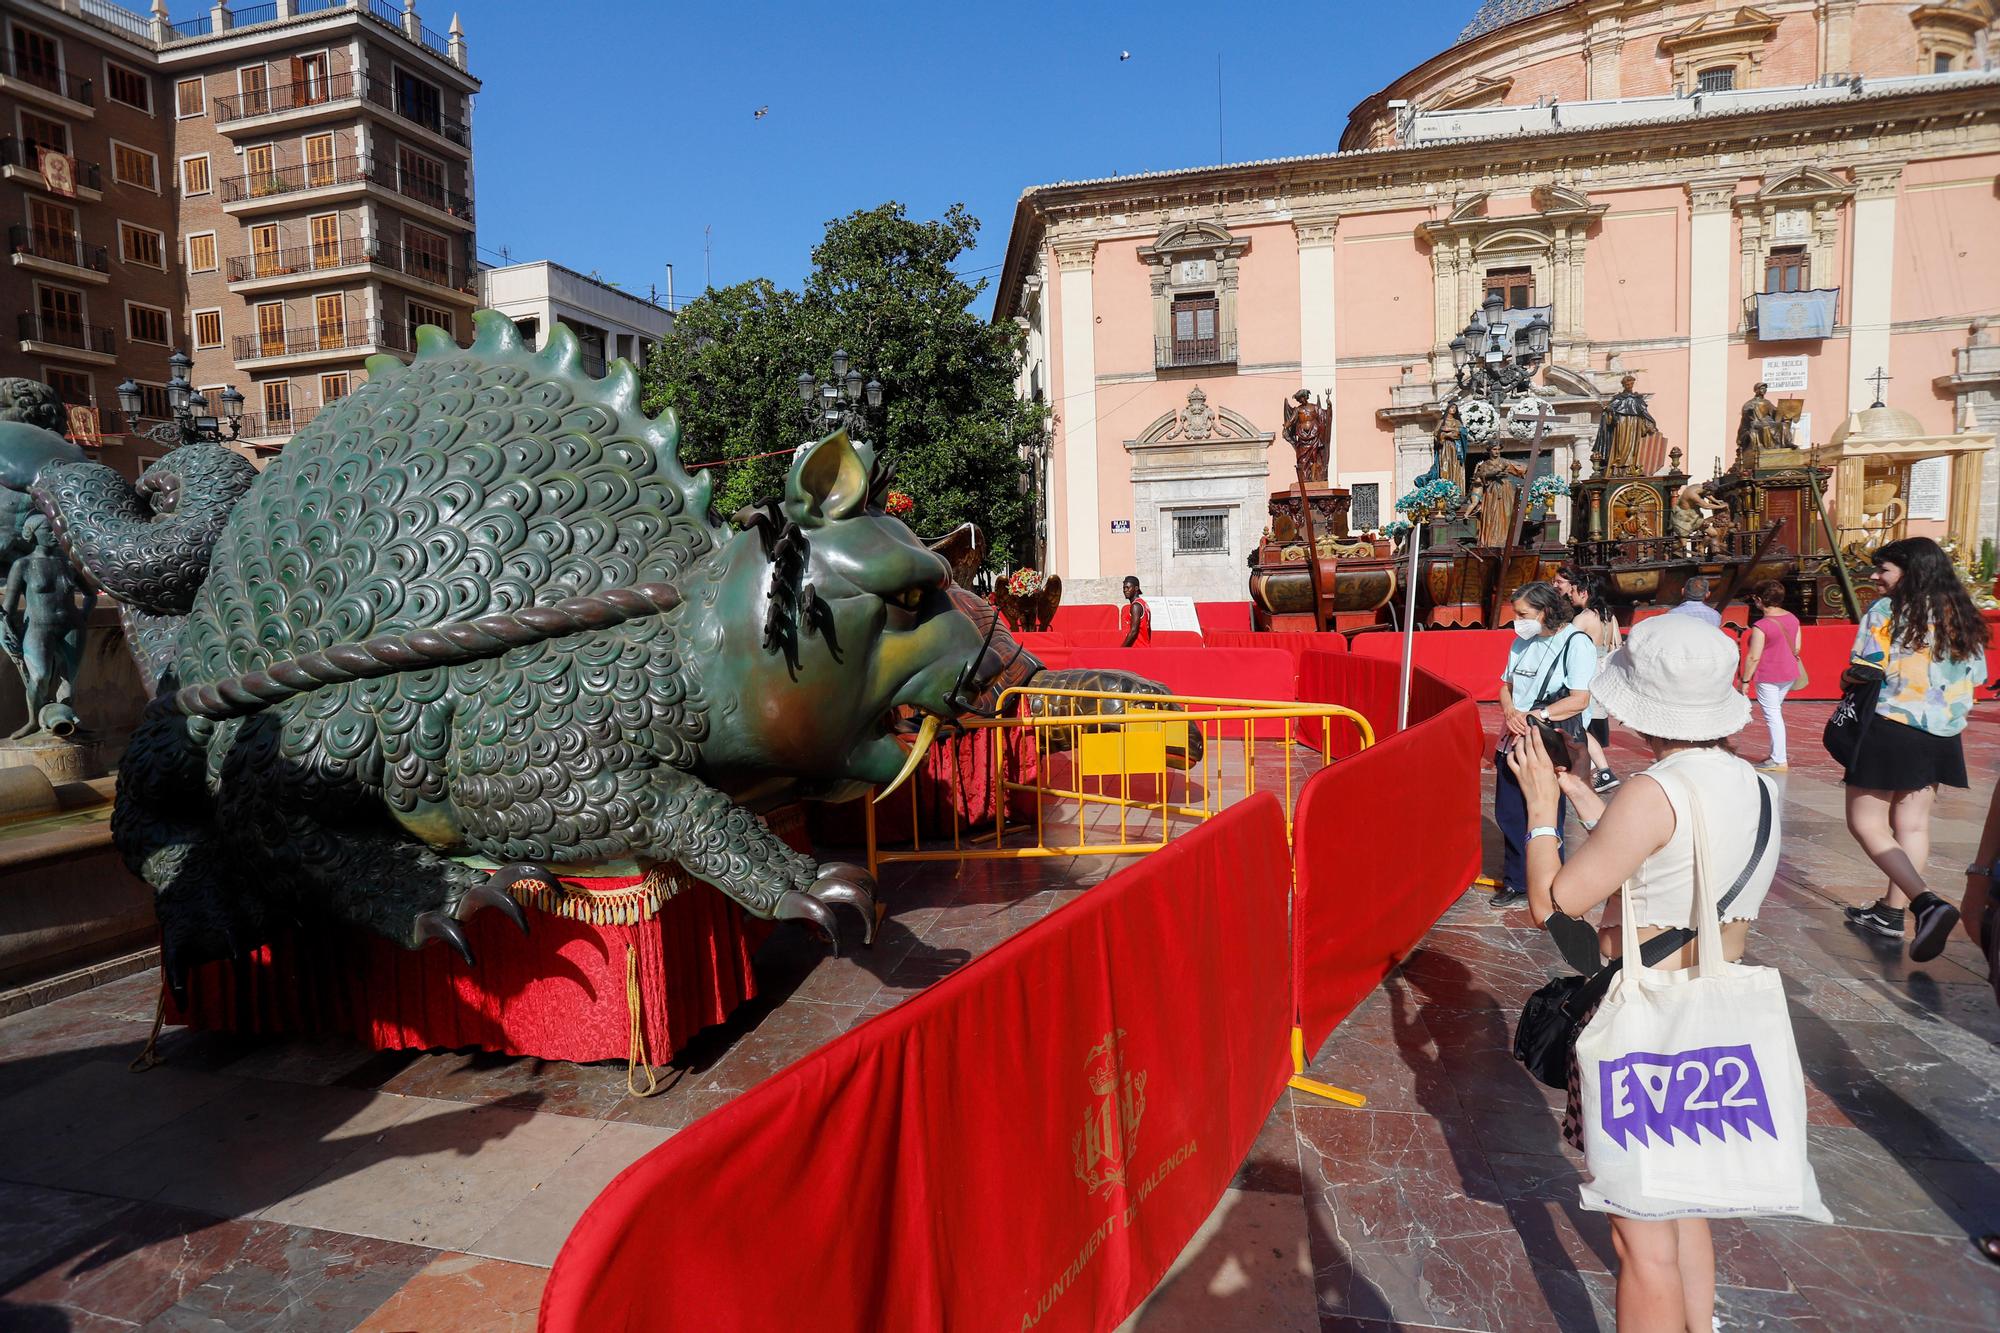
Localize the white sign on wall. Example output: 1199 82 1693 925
1907 457 1949 521
1146 595 1201 632
1772 209 1811 241
1172 259 1212 285
1792 411 1812 449
1760 355 1808 392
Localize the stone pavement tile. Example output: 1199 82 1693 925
379 1049 632 1119
1904 1157 2000 1237
353 1251 546 1332
1574 1271 1828 1333
257 1098 601 1252
604 1079 742 1132
219 1035 390 1088
1 1203 433 1333
0 1000 153 1101
1753 1220 2000 1328
0 1179 139 1291
1231 1094 1303 1195
65 1078 423 1218
465 1120 671 1267
702 998 859 1090
1393 929 1553 1011
1298 1023 1457 1118
0 1060 233 1191
1806 1125 1994 1237
1791 1014 2000 1161
1116 1188 1317 1333
784 953 887 1008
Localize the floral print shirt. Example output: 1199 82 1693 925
1850 597 1987 737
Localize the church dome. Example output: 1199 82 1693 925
1827 404 1929 447
1457 0 1573 43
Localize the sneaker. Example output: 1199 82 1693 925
1490 889 1528 910
1843 901 1905 940
1756 760 1788 773
1592 769 1621 793
1908 892 1962 963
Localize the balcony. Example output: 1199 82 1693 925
238 405 320 441
1154 329 1238 371
233 318 412 366
371 238 476 298
1745 288 1840 342
0 51 94 115
18 312 116 364
212 69 365 128
226 237 372 285
220 153 371 206
8 225 111 284
0 138 103 200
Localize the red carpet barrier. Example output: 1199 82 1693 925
1194 601 1252 633
1049 604 1119 633
1350 630 1513 703
1064 629 1206 648
1292 695 1486 1052
1201 630 1347 667
542 793 1296 1333
1293 651 1464 755
1030 647 1298 737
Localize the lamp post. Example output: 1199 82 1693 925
794 349 883 444
117 349 244 447
1449 292 1550 399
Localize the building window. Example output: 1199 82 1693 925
127 303 170 345
192 309 223 348
255 302 285 356
303 133 336 187
1934 53 1954 74
111 141 158 190
28 199 79 263
176 76 203 117
319 371 350 402
11 26 62 87
397 146 446 209
1696 66 1736 93
186 232 218 272
403 224 452 285
314 294 345 348
44 368 92 410
407 300 453 344
20 111 69 158
1351 483 1381 531
118 223 165 269
1764 246 1808 293
36 284 84 335
180 153 211 195
107 62 150 112
237 64 269 115
1170 294 1219 365
1172 511 1230 555
135 381 172 419
309 213 342 268
513 317 540 346
1485 266 1535 309
291 52 329 102
260 380 292 428
396 69 443 132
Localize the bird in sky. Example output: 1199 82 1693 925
1119 51 1131 61
753 105 769 119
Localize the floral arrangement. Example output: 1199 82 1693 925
1005 568 1047 597
884 489 914 518
1383 518 1413 539
1394 477 1463 524
1527 474 1571 505
1457 398 1500 444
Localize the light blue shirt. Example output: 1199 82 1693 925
1670 601 1723 628
1503 624 1597 710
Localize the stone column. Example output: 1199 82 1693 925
1819 0 1857 74
1935 318 2000 550
1686 178 1738 479
1847 166 1900 414
1295 210 1339 480
1054 240 1101 582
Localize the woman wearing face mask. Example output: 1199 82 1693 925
1491 581 1596 910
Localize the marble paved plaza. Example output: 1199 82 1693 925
0 700 1995 1330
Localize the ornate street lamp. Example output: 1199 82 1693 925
794 349 884 442
118 351 244 446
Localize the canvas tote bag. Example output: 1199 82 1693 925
1574 778 1829 1221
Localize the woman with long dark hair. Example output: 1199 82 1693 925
1555 563 1622 792
1839 536 1990 960
1491 581 1596 910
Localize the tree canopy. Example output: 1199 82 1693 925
639 203 1046 569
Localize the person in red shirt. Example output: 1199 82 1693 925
1120 576 1151 646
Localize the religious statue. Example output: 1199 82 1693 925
1671 479 1730 557
31 312 1027 994
1428 402 1467 492
1281 389 1332 485
1463 442 1528 548
1595 374 1663 476
0 380 96 740
1736 382 1787 459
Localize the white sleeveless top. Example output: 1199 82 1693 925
1598 747 1780 931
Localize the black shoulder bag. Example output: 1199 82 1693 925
1822 662 1885 770
1512 777 1773 1089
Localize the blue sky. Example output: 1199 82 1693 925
460 2 1473 315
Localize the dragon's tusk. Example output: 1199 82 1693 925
873 713 940 804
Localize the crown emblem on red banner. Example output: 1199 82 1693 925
1073 1029 1148 1198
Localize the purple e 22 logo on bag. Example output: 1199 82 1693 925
1597 1045 1778 1148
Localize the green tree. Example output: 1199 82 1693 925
640 203 1047 568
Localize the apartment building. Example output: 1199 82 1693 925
2 0 477 472
478 259 674 378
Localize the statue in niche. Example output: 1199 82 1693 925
1736 382 1788 459
1281 389 1332 485
1595 373 1663 476
1428 402 1467 492
0 380 95 739
1463 442 1527 548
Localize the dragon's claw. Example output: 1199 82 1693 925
462 867 539 935
415 910 474 965
775 890 842 955
808 862 879 947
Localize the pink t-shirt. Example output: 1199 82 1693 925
1752 609 1801 684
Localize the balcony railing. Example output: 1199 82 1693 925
1154 329 1238 370
375 165 474 219
0 138 102 191
226 237 372 282
233 318 410 360
238 405 319 438
8 225 109 273
220 152 371 203
371 238 473 293
18 312 115 354
213 69 360 123
365 0 452 58
1 50 94 106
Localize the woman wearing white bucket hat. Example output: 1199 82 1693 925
1507 613 1784 1332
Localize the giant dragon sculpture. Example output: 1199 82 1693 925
19 313 1011 996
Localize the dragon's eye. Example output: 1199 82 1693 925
891 587 925 611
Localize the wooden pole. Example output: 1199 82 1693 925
1805 458 1863 624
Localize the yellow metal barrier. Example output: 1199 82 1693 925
861 685 1378 1110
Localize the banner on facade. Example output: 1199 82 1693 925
1754 291 1838 342
36 148 76 198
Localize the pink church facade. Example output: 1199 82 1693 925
996 0 2000 604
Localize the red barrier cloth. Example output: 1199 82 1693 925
1194 601 1252 633
1030 647 1299 737
1200 630 1347 658
1292 696 1485 1051
1350 629 1514 703
1049 604 1119 633
1065 629 1205 648
1016 631 1072 654
1293 651 1464 754
543 793 1297 1333
164 882 771 1062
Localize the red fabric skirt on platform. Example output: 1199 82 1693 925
165 883 773 1063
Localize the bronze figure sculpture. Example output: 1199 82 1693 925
1282 389 1332 485
34 314 1001 994
1595 373 1662 476
0 381 96 738
1464 442 1527 548
1736 381 1787 459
